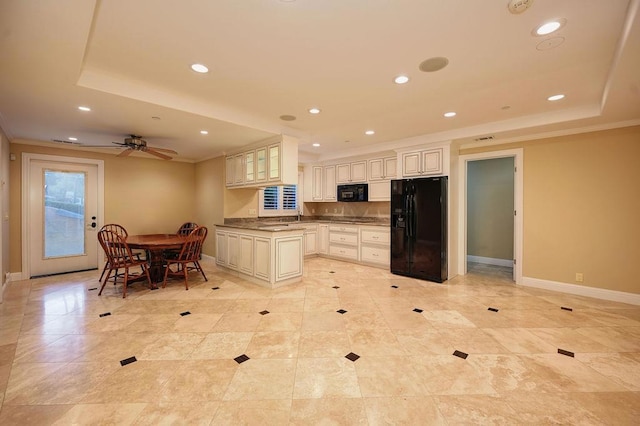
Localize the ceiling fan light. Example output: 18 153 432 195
190 63 209 73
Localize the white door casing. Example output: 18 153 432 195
22 153 104 278
457 148 523 284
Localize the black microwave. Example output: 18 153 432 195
337 184 368 202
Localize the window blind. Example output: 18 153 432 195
263 186 279 210
282 185 297 211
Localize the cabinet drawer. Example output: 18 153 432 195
329 225 358 233
329 245 358 260
361 245 390 265
361 228 390 245
329 232 358 246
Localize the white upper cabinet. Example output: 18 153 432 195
336 161 366 184
368 156 397 181
311 166 323 201
225 136 298 189
323 165 337 201
401 147 443 177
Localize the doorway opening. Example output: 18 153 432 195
457 148 523 284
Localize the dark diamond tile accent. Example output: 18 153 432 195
453 350 468 359
150 286 159 291
413 308 424 313
558 348 575 357
211 286 220 290
259 310 270 315
120 356 137 366
561 306 573 312
180 311 191 316
329 271 335 274
332 286 340 289
99 312 111 318
88 287 97 291
234 354 250 364
488 307 499 312
337 309 347 314
345 352 360 362
391 285 399 288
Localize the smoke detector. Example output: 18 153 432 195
508 0 533 14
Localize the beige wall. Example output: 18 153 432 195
461 125 640 294
467 157 514 260
195 156 225 257
1 131 10 288
9 142 196 272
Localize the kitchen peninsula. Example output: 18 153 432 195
214 223 305 288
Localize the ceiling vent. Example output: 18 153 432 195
474 135 495 141
507 0 533 14
52 139 79 145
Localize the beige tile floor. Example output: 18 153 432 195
0 257 639 425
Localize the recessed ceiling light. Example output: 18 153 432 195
444 111 457 118
78 106 91 112
200 130 209 135
308 108 321 114
280 114 296 121
365 130 375 135
534 19 566 36
312 143 320 147
190 63 209 73
547 94 565 101
68 137 78 141
394 75 410 84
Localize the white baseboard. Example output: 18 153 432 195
201 254 215 262
521 276 640 306
467 255 513 267
9 272 23 282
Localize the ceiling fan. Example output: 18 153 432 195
111 135 178 160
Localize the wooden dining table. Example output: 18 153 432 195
126 234 187 285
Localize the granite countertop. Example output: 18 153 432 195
218 216 390 232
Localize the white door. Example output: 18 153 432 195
25 155 103 277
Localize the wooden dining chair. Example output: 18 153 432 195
98 224 144 282
98 228 152 298
162 226 208 290
164 222 199 260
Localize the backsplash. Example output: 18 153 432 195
303 201 390 218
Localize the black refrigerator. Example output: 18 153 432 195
390 176 447 283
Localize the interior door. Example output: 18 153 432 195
28 158 100 277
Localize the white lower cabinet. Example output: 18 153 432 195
227 233 239 270
328 225 359 261
318 224 329 254
360 226 390 267
238 235 254 275
215 231 227 266
300 223 318 256
276 237 303 281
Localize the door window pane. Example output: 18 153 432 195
44 170 86 258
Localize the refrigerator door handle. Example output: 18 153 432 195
408 194 414 238
411 194 417 239
404 193 411 238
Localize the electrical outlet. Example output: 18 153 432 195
575 272 584 282
248 208 256 215
333 208 337 213
311 208 315 214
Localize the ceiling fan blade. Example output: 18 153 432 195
145 149 173 160
117 149 134 157
149 147 178 154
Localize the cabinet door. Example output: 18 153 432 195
238 235 254 274
233 154 244 185
351 161 367 182
275 237 303 281
368 181 390 201
256 147 267 182
254 237 270 280
402 152 421 177
215 231 227 265
324 165 336 201
384 157 397 179
244 151 255 184
225 157 235 186
318 224 329 254
336 163 351 184
227 233 239 270
422 149 442 175
312 166 323 201
268 143 280 181
304 232 317 255
368 158 384 181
